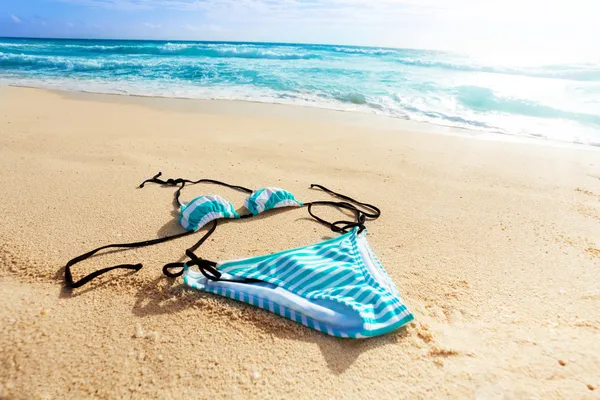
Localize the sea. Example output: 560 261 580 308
1 37 599 145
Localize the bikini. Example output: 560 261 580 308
65 173 414 338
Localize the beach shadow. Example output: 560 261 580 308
156 218 188 243
307 202 357 219
130 276 411 374
236 206 299 221
317 327 411 374
233 302 411 374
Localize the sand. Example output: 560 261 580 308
0 86 599 399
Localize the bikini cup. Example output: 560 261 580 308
179 195 240 232
244 187 303 216
179 187 303 232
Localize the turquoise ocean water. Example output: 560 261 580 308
1 38 599 145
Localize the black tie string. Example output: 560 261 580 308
65 230 194 289
65 263 143 289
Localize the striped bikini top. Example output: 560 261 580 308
64 173 413 338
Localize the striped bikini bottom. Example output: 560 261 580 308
184 227 414 338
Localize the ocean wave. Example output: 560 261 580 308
161 43 191 52
4 41 598 81
334 91 368 105
159 43 321 60
392 58 600 82
201 46 320 60
3 73 599 145
1 42 320 60
3 51 597 127
0 52 154 71
456 85 600 126
0 42 46 48
330 46 399 56
387 94 496 129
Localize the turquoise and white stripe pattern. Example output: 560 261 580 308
179 195 240 232
244 187 303 216
183 228 413 338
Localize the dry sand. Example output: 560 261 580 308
1 86 599 399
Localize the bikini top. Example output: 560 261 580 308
64 172 380 289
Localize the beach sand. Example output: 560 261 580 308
1 86 599 399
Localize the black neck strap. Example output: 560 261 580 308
64 230 194 289
139 172 254 207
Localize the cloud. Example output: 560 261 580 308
143 22 162 29
10 14 22 23
185 24 225 32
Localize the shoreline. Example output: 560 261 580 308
5 84 599 150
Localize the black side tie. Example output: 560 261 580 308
306 201 368 234
162 220 218 279
305 184 381 234
309 184 380 218
162 220 262 284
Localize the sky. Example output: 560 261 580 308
0 0 598 52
